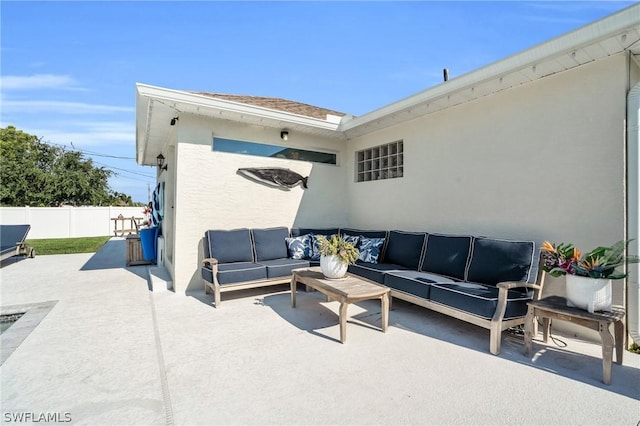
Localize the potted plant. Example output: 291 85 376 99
540 240 639 313
316 235 359 279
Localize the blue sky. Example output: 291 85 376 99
1 1 634 203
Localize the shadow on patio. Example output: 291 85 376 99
257 290 640 400
79 237 149 281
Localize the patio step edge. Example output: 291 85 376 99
149 266 173 292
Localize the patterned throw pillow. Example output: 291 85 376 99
342 234 360 248
358 237 385 263
285 234 313 260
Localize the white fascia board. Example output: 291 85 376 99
136 83 340 131
135 86 152 164
341 3 640 133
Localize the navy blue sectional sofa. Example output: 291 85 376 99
201 226 544 355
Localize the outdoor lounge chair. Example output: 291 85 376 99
0 224 35 263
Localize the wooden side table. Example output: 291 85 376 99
125 234 153 266
524 295 625 385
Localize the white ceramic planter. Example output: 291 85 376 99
565 274 612 313
320 255 348 279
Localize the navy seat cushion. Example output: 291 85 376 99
384 271 454 299
205 229 254 263
430 282 532 320
257 258 310 278
291 228 339 237
383 231 427 269
465 237 536 286
420 234 472 280
202 262 267 285
348 261 410 284
252 227 289 261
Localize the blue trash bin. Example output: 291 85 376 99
140 227 159 262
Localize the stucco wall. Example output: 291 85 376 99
346 54 628 324
347 54 626 241
171 115 348 292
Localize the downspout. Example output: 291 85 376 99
627 81 640 345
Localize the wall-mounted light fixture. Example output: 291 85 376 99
280 130 289 141
156 154 167 171
170 117 179 126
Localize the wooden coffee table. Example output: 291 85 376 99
291 267 390 343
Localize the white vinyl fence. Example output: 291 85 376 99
0 206 146 239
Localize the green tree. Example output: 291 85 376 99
0 125 128 206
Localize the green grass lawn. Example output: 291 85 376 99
25 236 112 255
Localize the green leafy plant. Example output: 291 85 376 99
316 235 359 265
541 240 639 279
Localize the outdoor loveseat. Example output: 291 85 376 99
201 226 545 354
202 227 310 308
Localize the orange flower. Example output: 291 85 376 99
579 257 598 270
541 241 556 253
572 248 582 262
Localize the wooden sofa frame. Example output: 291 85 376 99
202 257 293 308
388 264 547 355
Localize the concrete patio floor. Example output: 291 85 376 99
1 238 638 425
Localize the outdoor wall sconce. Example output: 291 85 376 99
156 154 167 171
280 130 289 141
170 117 179 126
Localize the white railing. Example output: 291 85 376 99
0 206 146 239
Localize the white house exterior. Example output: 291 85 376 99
136 5 640 342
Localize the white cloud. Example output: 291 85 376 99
2 100 134 114
10 120 135 149
1 74 82 91
32 128 134 147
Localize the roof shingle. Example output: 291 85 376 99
192 92 346 121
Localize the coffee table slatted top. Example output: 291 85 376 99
291 267 390 343
292 268 389 300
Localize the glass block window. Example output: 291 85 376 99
356 140 403 182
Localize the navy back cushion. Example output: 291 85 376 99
205 229 254 264
383 231 427 269
291 228 339 237
466 237 536 285
420 234 472 280
252 227 290 261
340 228 387 239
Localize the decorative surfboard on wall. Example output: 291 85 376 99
237 167 309 189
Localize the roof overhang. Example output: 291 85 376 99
339 3 640 138
135 84 345 166
136 5 640 164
